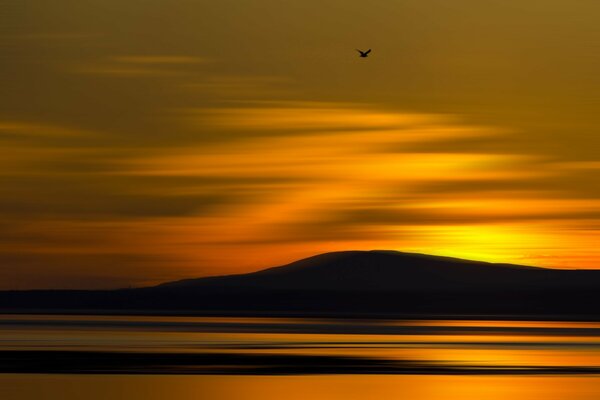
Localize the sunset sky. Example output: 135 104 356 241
2 0 600 289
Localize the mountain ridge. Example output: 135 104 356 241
1 250 598 317
156 250 576 292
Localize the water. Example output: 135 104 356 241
0 315 599 399
2 375 600 400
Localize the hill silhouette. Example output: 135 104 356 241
158 250 574 292
1 250 599 318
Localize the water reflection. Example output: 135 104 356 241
1 375 599 400
0 315 598 373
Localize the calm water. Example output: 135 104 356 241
0 315 599 399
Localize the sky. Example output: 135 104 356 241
1 0 600 289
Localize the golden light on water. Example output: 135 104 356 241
1 315 600 399
3 375 599 400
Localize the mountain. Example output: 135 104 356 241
158 250 594 292
1 250 599 317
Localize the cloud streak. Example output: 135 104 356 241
0 99 599 288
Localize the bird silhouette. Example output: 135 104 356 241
356 49 371 58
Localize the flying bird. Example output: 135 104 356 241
356 49 371 58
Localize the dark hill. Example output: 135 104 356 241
1 250 599 317
157 250 593 292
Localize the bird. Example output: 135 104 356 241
356 49 371 58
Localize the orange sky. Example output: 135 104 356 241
1 0 600 288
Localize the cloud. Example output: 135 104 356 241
191 102 442 132
121 103 571 240
145 102 599 271
0 101 599 289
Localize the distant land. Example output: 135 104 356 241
1 251 599 318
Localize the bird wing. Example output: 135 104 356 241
365 49 372 55
356 49 363 54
